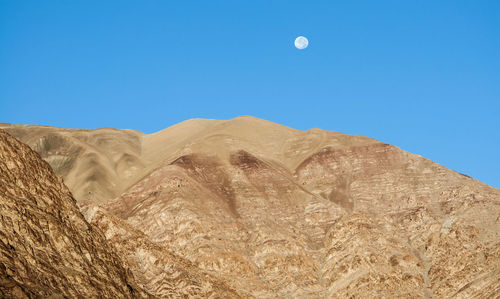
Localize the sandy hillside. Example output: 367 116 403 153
0 116 377 204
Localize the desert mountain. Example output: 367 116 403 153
1 116 499 298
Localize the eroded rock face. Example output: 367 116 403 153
3 117 500 298
296 142 500 297
79 204 243 298
0 130 148 298
104 149 499 298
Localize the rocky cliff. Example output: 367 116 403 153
0 129 149 298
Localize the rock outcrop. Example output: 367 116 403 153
79 204 242 298
0 129 149 298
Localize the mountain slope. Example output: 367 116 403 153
0 117 377 204
79 204 243 298
101 134 500 297
0 129 149 298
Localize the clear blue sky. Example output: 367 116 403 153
1 1 499 187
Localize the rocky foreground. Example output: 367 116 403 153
0 129 238 298
0 129 148 298
1 117 499 298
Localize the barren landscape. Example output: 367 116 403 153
1 116 499 298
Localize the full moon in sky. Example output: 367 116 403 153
294 36 309 49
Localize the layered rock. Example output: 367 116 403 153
0 129 149 298
79 204 243 298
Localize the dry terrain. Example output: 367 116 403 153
1 116 499 298
0 129 148 298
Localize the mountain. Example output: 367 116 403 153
1 116 499 298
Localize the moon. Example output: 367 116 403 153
294 36 309 50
